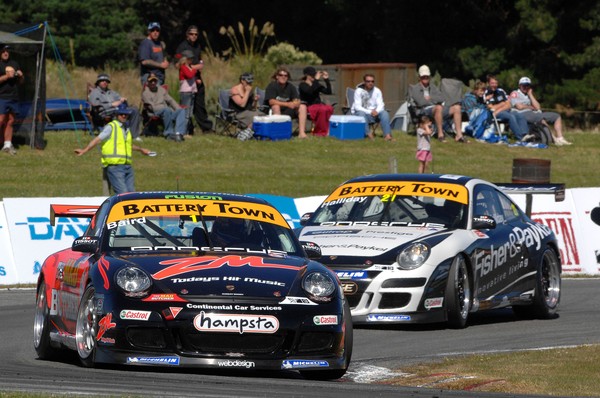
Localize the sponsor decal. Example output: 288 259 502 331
143 293 187 302
320 196 368 207
120 310 151 321
341 281 359 295
16 216 88 241
164 194 223 200
152 255 298 280
217 360 256 368
186 303 282 311
282 360 329 369
99 337 115 344
106 199 289 228
325 181 468 204
194 312 279 334
313 315 338 325
107 217 146 230
96 313 116 341
424 297 444 309
318 221 443 228
336 271 367 280
472 230 489 238
367 314 411 322
127 356 180 365
59 259 79 287
98 256 110 290
279 296 318 305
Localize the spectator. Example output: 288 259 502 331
510 77 571 146
351 73 393 141
138 22 169 86
299 66 333 137
462 81 498 142
416 114 433 174
88 73 142 140
176 50 197 137
264 66 306 134
174 25 214 133
229 72 265 137
142 74 187 142
484 74 530 142
0 44 23 155
408 65 467 143
74 104 152 194
462 81 487 120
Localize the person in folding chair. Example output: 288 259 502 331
229 72 265 140
263 66 307 135
298 66 333 137
351 74 393 141
142 74 187 142
408 65 467 143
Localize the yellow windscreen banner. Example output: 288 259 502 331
325 181 469 204
106 199 289 228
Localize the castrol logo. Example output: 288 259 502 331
120 310 152 321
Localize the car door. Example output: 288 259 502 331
470 184 526 307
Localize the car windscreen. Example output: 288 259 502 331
307 180 469 229
104 199 303 255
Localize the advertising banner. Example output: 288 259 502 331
0 205 17 285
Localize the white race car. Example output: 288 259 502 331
297 174 563 328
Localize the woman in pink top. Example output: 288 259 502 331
177 50 198 135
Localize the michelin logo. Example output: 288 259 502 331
127 356 180 365
282 360 329 369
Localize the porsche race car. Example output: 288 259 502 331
297 174 563 328
34 192 351 379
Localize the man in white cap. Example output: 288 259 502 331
509 77 571 145
408 65 466 143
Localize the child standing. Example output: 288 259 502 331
416 115 433 173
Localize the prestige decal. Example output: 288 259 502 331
193 312 279 334
106 200 289 228
325 181 469 204
152 255 298 280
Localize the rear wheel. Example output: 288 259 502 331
513 248 561 319
445 255 471 329
300 299 353 380
76 284 98 367
33 281 61 359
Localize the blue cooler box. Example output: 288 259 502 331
329 115 366 140
253 115 292 140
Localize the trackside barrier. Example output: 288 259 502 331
1 190 599 285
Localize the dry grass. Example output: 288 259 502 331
383 344 600 396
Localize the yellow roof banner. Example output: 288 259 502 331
107 200 289 228
325 181 469 204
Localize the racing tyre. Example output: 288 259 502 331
445 255 471 329
513 247 561 319
76 284 98 367
33 281 61 359
300 299 353 380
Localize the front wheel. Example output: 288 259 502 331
33 281 61 359
445 255 471 329
76 284 99 367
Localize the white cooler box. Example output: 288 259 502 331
329 115 366 140
253 115 292 140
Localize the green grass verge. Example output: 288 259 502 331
2 129 599 199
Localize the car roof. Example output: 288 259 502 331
106 191 271 206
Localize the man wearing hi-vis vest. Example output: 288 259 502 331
75 104 153 194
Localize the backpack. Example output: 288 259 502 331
465 109 492 139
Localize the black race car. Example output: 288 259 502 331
33 192 351 379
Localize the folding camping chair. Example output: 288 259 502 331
215 89 240 136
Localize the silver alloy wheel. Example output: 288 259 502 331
33 282 47 348
76 286 98 360
455 256 471 320
541 249 561 309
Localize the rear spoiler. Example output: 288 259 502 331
50 204 99 226
495 183 565 217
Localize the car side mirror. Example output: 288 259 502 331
72 236 100 253
300 241 322 259
299 212 313 226
472 215 496 230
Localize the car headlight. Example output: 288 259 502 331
397 242 430 270
115 266 152 297
302 272 335 302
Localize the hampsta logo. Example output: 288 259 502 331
193 311 279 334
